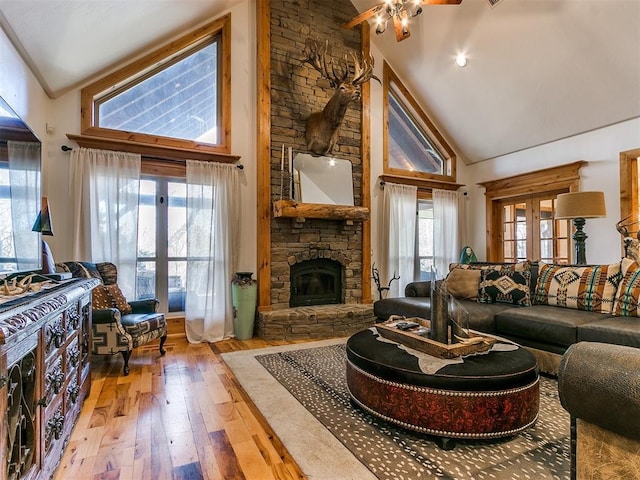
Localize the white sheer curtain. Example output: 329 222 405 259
381 183 417 297
8 141 41 271
185 161 239 343
433 188 460 279
69 147 141 297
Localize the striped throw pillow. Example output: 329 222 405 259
533 261 621 313
614 258 640 316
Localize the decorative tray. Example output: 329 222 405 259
376 315 496 359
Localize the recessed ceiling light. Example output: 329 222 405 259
455 54 467 67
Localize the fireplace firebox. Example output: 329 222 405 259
290 259 342 307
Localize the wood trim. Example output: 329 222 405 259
361 23 372 304
479 161 585 261
478 161 586 200
80 15 232 154
273 200 369 221
620 148 640 224
379 174 463 192
66 134 240 164
256 0 272 311
382 61 456 183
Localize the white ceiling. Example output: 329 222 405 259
1 0 639 164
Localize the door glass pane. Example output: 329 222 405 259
516 240 527 260
168 182 187 258
503 241 514 259
168 260 186 313
416 200 434 280
136 261 156 301
138 180 156 258
540 239 553 261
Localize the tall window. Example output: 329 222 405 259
137 177 187 314
383 61 456 183
415 199 434 279
80 15 231 155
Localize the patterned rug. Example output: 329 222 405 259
253 343 570 480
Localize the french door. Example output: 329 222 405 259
136 176 187 314
499 193 570 264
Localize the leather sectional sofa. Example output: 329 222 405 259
373 260 640 373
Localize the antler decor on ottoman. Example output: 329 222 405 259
57 261 167 375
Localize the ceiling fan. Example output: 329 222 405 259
342 0 463 42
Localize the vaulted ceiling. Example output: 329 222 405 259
1 0 638 164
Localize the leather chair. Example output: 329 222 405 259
558 341 640 480
57 261 167 375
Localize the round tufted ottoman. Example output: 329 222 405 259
346 328 540 449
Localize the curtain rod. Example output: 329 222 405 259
61 145 244 169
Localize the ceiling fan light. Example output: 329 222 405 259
455 53 467 67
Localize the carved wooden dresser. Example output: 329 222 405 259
0 277 99 480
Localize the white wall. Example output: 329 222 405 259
465 118 640 265
0 25 50 171
46 2 258 273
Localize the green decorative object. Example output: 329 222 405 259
459 246 477 264
232 272 257 340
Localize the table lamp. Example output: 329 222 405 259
554 191 606 265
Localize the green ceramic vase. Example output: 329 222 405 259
231 272 257 340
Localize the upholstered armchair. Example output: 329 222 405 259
56 261 167 375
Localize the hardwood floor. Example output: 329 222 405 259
54 335 312 480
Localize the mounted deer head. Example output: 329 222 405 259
300 39 378 156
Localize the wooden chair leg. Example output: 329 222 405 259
120 350 132 376
159 334 167 356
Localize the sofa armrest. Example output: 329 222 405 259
129 298 159 314
558 341 640 441
405 281 432 297
92 308 121 325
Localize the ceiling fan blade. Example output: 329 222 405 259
393 10 411 42
341 4 386 29
421 0 463 4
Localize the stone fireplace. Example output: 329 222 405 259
255 0 374 340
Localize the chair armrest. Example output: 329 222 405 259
558 341 640 441
405 281 432 297
129 299 159 314
92 308 121 325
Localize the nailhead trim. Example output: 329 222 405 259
347 360 539 397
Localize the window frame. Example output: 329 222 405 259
383 61 456 184
80 15 231 156
479 161 585 262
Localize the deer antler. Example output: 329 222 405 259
349 50 379 86
301 39 347 88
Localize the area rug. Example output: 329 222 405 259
221 339 570 480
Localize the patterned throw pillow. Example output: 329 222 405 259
533 261 622 313
614 258 640 316
105 284 133 315
92 285 113 310
478 269 531 306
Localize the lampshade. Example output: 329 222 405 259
32 197 54 236
554 191 607 220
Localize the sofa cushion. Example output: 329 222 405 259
445 269 481 300
121 312 167 337
374 297 430 321
614 258 640 316
478 269 531 306
533 261 622 313
495 305 611 348
577 316 640 348
105 284 133 314
449 260 530 273
92 285 113 310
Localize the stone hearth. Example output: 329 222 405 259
257 304 374 340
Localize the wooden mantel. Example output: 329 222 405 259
273 200 369 221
